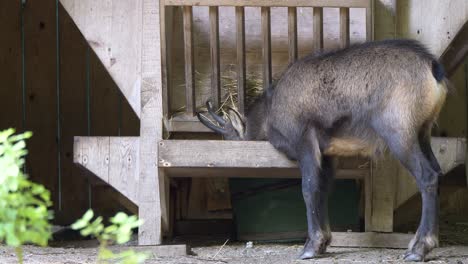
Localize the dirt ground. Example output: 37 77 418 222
1 241 468 264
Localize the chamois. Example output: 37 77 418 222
198 39 448 261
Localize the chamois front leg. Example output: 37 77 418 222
298 128 330 259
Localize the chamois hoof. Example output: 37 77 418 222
298 250 318 260
403 252 424 262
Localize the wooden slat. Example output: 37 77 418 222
24 0 58 211
139 0 164 245
57 3 90 224
339 7 350 48
366 0 373 41
236 7 246 114
0 0 22 131
209 6 221 109
164 0 371 8
440 20 468 78
183 6 195 116
288 7 298 64
313 7 324 52
261 7 272 89
161 1 172 118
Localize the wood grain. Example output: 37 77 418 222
236 7 246 114
183 6 195 116
209 6 221 109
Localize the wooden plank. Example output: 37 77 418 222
163 167 367 179
163 0 372 8
339 7 350 48
373 0 396 41
236 7 246 114
161 1 172 118
440 20 468 77
261 7 272 89
313 7 323 52
60 0 143 117
288 7 298 64
237 231 412 249
159 140 368 173
109 137 140 205
138 0 164 245
368 153 398 232
57 3 90 225
24 0 59 211
183 6 195 116
209 6 221 109
0 0 22 130
366 0 373 41
73 137 110 183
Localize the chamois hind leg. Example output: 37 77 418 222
296 127 332 259
373 119 439 262
419 122 442 174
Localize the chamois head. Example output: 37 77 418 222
197 101 246 140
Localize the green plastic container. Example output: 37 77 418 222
229 178 361 241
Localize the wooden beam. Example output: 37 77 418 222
60 0 142 117
74 137 111 184
440 20 468 78
139 0 164 245
288 7 298 64
261 7 272 89
163 0 372 8
161 2 172 118
209 6 221 109
366 0 373 41
183 6 195 116
236 7 246 114
313 7 323 52
339 7 350 48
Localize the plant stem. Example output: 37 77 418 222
15 246 23 264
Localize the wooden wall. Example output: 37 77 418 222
0 1 139 225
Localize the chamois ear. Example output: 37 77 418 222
227 108 245 138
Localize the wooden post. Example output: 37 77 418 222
138 0 164 245
339 8 350 48
209 6 221 109
261 7 272 89
313 7 323 52
183 6 195 116
236 7 246 115
288 7 298 64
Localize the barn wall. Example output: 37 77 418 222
0 1 139 225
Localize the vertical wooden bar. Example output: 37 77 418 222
139 0 164 245
236 7 246 115
339 7 350 48
161 1 171 118
313 7 323 52
210 6 221 109
288 7 298 64
261 7 272 89
183 6 195 116
366 0 374 41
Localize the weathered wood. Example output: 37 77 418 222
368 153 398 232
109 137 140 205
313 7 324 52
261 7 272 89
366 0 373 41
209 6 221 109
339 8 350 48
24 0 59 210
161 1 172 118
183 6 195 116
74 137 111 183
0 0 22 130
57 3 90 224
60 0 143 117
440 20 468 78
236 7 246 114
163 0 372 8
139 0 164 245
288 7 298 64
